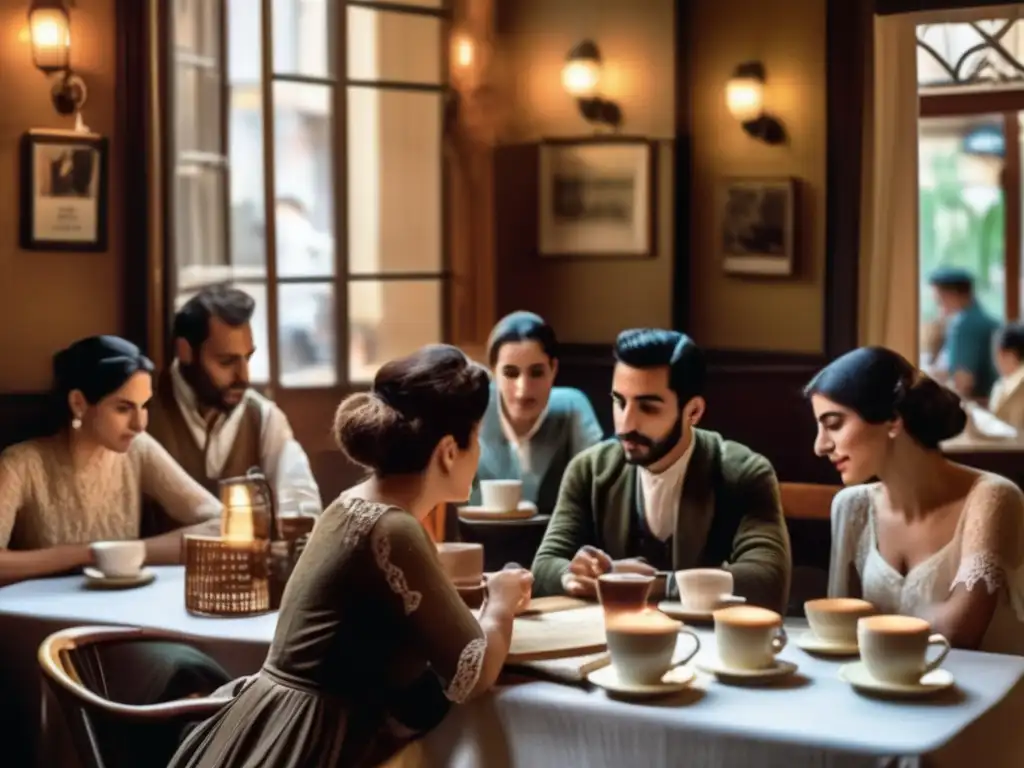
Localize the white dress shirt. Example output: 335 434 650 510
498 402 550 474
638 438 695 542
169 362 322 514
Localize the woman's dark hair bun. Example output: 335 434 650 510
805 346 966 450
894 375 967 449
332 345 491 476
333 392 422 473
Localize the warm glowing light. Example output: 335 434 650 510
725 76 764 123
562 59 601 98
453 34 474 69
223 485 254 542
28 6 70 73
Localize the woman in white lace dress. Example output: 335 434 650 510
807 346 1024 654
169 344 534 768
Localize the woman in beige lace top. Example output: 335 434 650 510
170 345 533 768
806 347 1024 654
0 336 221 584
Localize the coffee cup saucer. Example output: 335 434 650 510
587 663 696 699
83 566 155 590
696 657 798 684
457 501 537 521
657 597 743 624
838 661 955 698
796 630 860 657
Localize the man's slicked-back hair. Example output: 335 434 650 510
173 285 256 351
614 329 705 405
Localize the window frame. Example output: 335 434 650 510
160 0 454 392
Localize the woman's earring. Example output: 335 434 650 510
71 417 82 430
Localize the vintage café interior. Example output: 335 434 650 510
7 0 1024 767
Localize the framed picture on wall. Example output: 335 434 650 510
718 177 797 277
19 129 109 252
538 138 655 258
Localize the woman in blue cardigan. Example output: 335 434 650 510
471 311 603 515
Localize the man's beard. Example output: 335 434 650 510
617 413 684 467
180 361 247 414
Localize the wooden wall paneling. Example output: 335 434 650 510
448 0 499 355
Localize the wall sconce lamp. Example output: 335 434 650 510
28 0 88 116
562 40 622 129
725 61 785 145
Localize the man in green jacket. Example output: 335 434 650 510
531 329 792 613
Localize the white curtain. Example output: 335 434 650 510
858 13 920 360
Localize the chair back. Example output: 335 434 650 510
38 626 231 768
779 482 841 521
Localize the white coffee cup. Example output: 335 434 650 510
90 541 146 578
604 610 701 685
675 568 743 611
436 542 484 587
804 597 875 644
713 605 787 670
479 479 523 512
857 615 951 685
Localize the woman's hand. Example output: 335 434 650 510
486 568 533 614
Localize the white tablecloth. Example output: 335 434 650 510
1 567 1023 768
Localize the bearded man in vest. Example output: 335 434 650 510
144 286 321 533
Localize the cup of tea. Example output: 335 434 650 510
857 615 951 685
436 542 484 587
597 573 655 615
479 480 523 512
713 605 787 670
604 610 701 685
675 568 744 612
804 597 875 645
90 541 145 579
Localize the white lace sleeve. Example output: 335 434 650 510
444 637 487 703
951 476 1024 617
827 485 872 599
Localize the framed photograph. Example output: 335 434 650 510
718 177 797 277
20 130 109 252
538 139 655 258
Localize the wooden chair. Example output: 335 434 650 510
779 482 841 615
38 625 232 768
779 482 841 521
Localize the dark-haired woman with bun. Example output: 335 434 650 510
807 346 1024 653
170 344 533 768
0 335 221 584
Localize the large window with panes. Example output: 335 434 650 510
917 19 1024 335
167 0 449 390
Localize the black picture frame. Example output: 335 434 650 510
19 129 109 252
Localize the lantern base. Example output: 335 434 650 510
51 72 88 116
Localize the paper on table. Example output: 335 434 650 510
963 402 1019 440
508 651 611 683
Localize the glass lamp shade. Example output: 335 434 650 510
562 39 602 99
725 76 764 123
28 1 71 74
220 472 276 542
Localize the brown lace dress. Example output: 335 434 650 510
168 497 488 767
